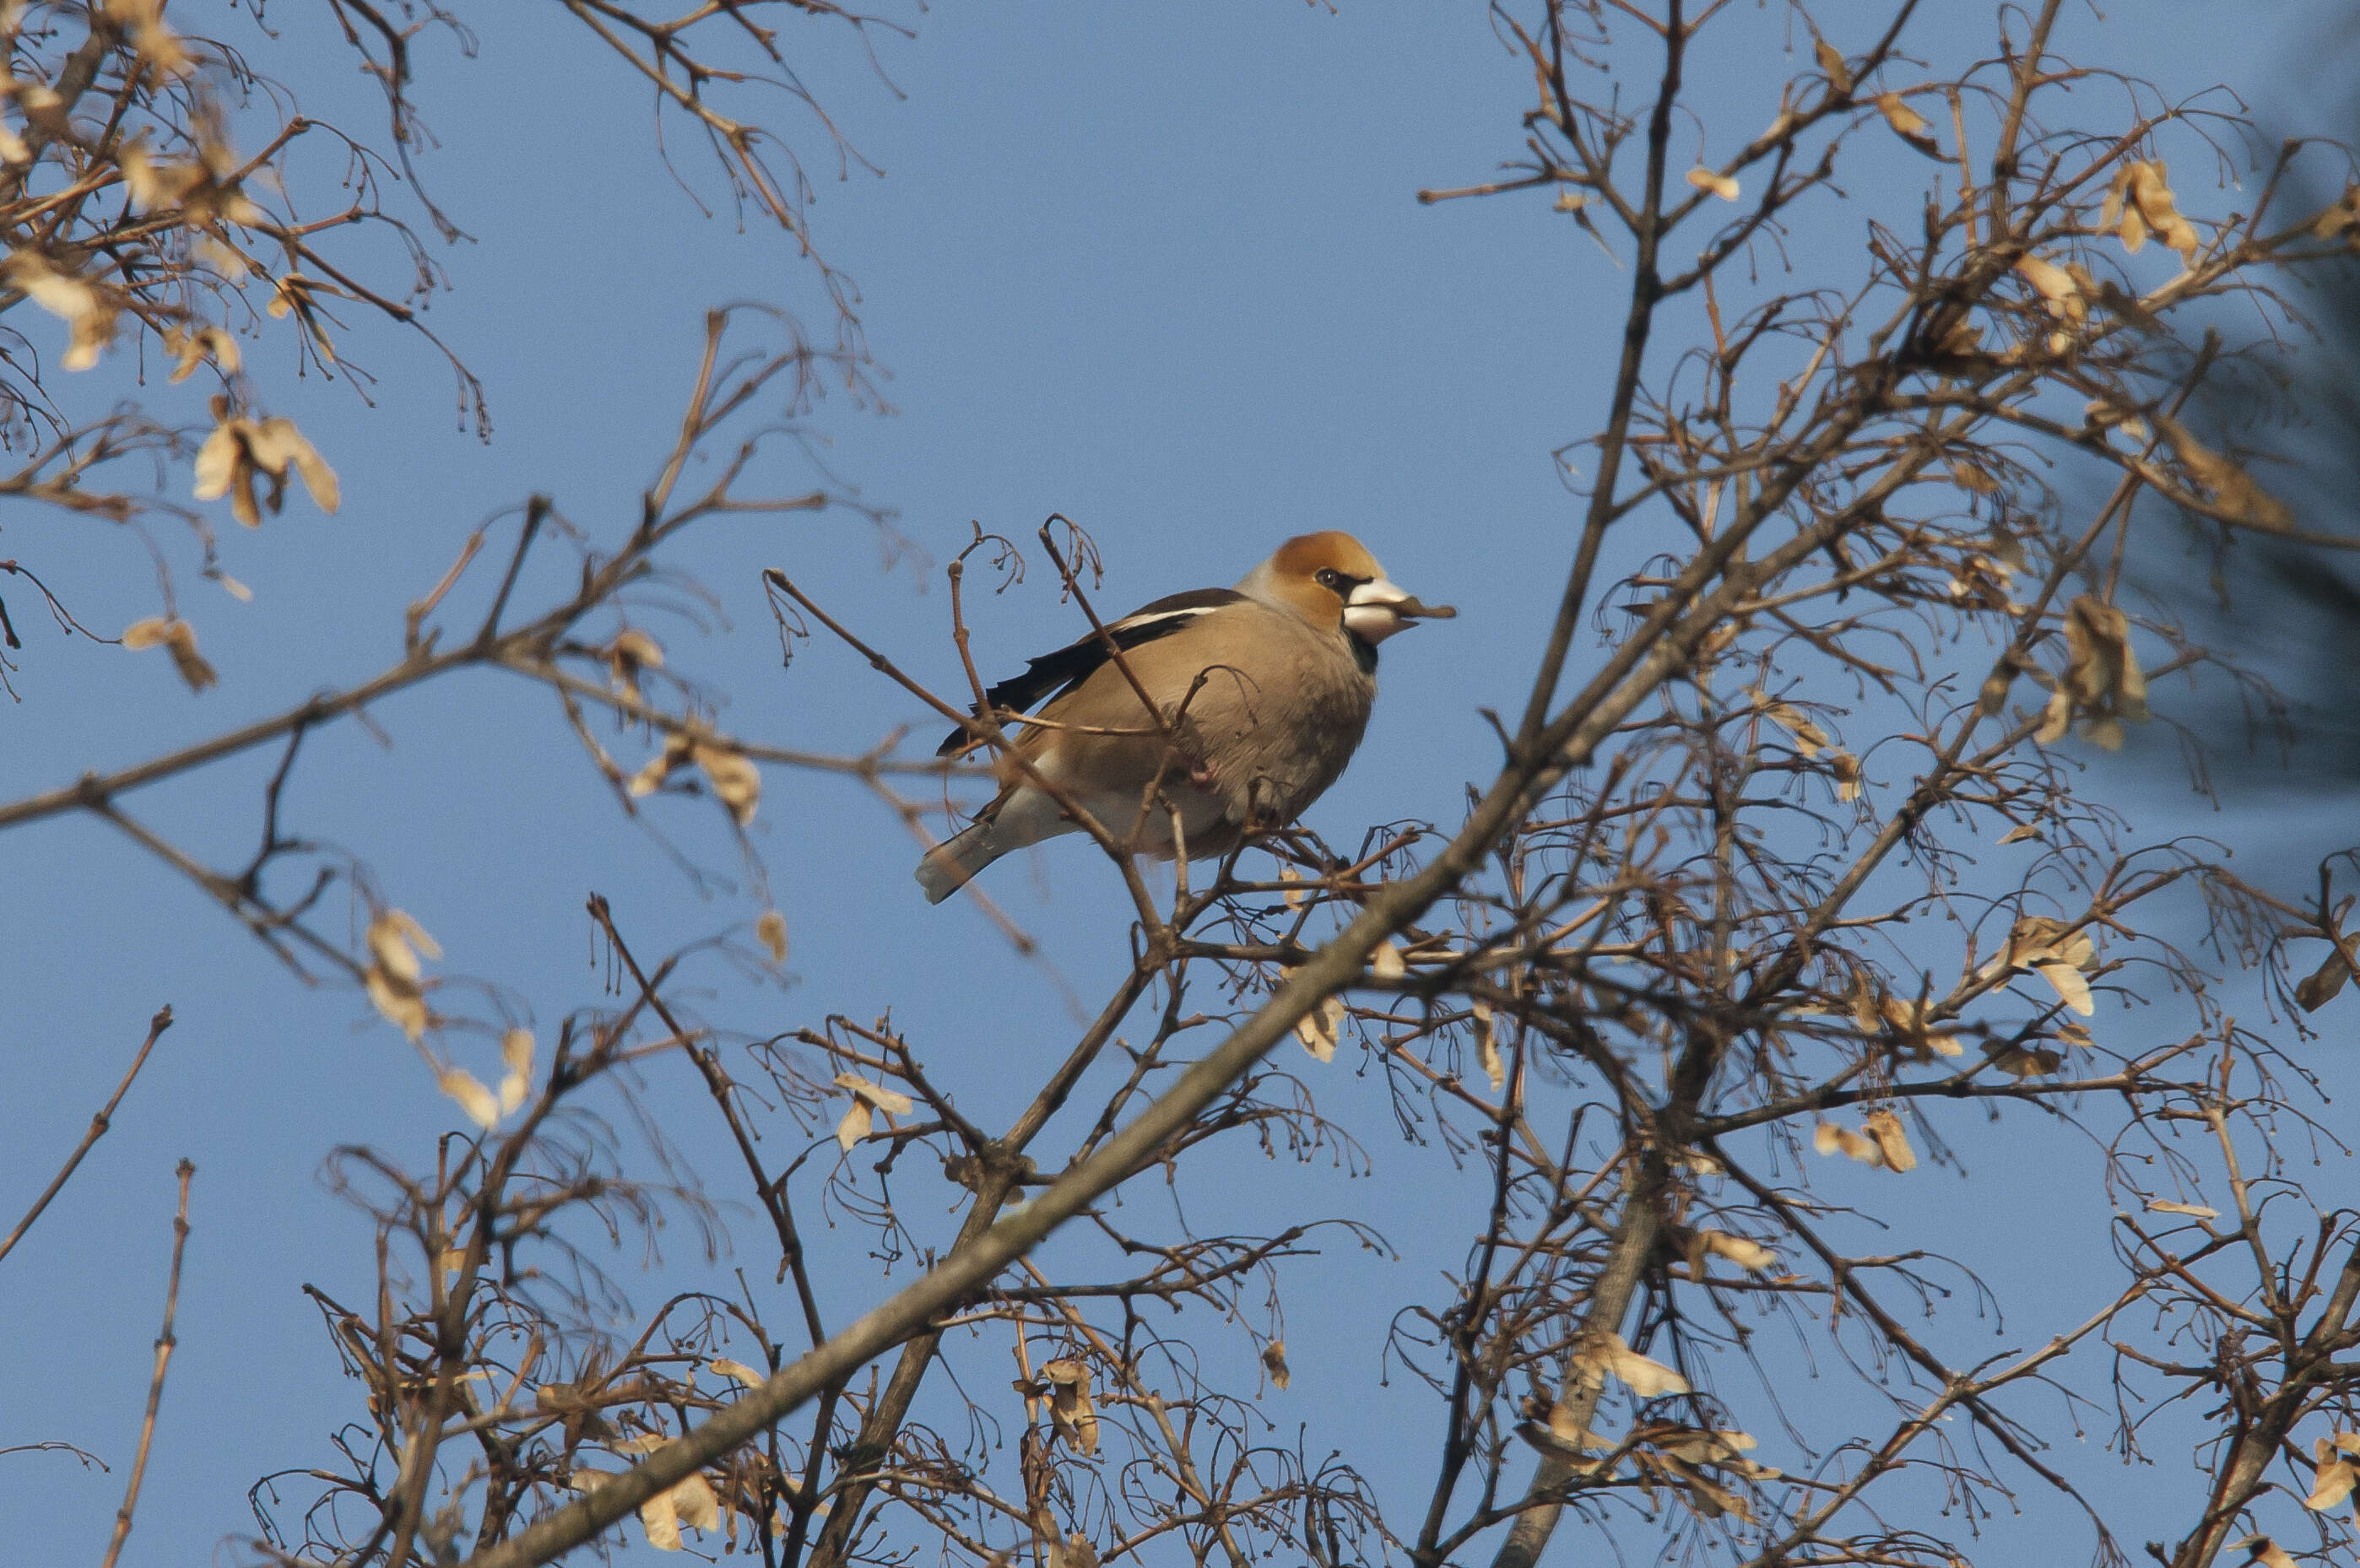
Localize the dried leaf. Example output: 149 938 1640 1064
639 1470 721 1549
191 419 256 527
164 323 240 383
121 617 177 648
2158 414 2292 530
1572 1331 1690 1398
2107 160 2200 264
836 1074 915 1117
834 1076 910 1149
1814 1119 1883 1166
121 617 218 692
1471 998 1505 1091
1686 165 1740 202
1370 941 1406 981
4 248 117 370
120 138 203 210
193 233 251 281
2312 184 2360 241
1699 1230 1776 1272
1983 916 2097 986
607 629 664 695
629 733 694 798
670 1473 721 1532
1864 1108 1917 1172
1296 995 1345 1062
1949 457 2000 496
756 909 789 965
1278 864 1305 909
1875 91 1930 137
1813 36 1851 92
1672 1462 1753 1522
500 1028 535 1115
835 1100 872 1151
2146 1199 2219 1219
366 968 429 1041
192 404 339 523
440 1069 501 1130
1848 973 1884 1036
2306 1456 2357 1511
368 909 441 980
364 911 438 1041
106 0 195 79
1261 1339 1291 1392
1829 749 1863 801
2054 597 2148 747
255 417 338 513
266 275 337 366
1762 700 1828 757
2018 255 2092 354
2238 1537 2298 1568
1880 993 1964 1058
1655 1427 1759 1465
270 422 342 514
2034 960 2095 1016
2016 252 2083 314
691 742 761 826
1988 1043 2063 1079
710 1357 766 1388
1042 1358 1099 1453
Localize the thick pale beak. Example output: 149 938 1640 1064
1342 578 1456 643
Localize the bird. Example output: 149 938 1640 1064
916 530 1453 904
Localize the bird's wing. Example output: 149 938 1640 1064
937 588 1248 755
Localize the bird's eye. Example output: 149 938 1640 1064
1315 569 1345 592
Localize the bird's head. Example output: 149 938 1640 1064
1242 530 1456 645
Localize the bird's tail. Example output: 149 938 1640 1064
915 819 1008 905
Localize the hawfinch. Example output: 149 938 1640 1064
916 530 1452 903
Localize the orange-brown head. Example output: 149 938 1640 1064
1237 530 1455 642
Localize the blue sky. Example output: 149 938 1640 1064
2 3 2351 1564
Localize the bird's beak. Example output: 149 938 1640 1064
1343 578 1457 643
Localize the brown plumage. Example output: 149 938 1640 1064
917 531 1452 903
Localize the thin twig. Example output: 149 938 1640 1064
100 1157 194 1568
0 1005 173 1267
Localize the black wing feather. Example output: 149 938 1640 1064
937 587 1246 755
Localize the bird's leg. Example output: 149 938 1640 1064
1241 773 1283 833
1161 730 1219 796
